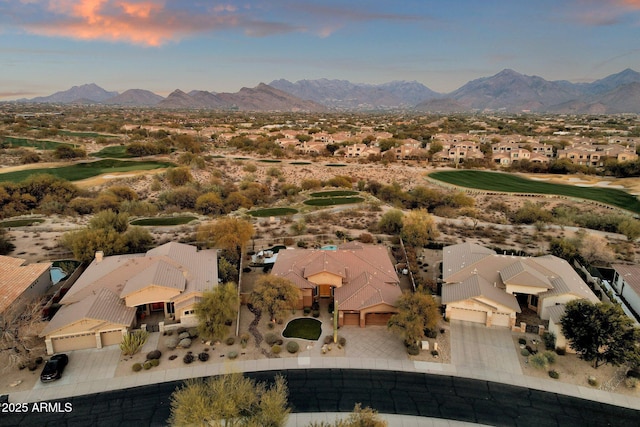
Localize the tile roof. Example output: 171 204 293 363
335 271 402 311
547 304 567 324
442 273 521 312
120 260 186 297
0 255 51 314
41 288 136 336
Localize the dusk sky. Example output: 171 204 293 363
1 0 640 100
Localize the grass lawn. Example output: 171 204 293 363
325 163 347 167
290 161 311 165
430 170 640 214
0 159 175 183
309 190 359 197
90 145 133 158
57 130 117 138
0 218 45 227
303 197 365 206
258 159 282 163
247 207 298 217
2 136 76 150
130 216 197 226
282 318 322 340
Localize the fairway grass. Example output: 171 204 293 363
247 207 298 217
309 190 359 197
303 196 365 206
0 159 175 183
0 218 45 227
2 136 76 150
430 170 640 214
130 216 197 226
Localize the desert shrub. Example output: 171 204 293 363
227 351 238 359
286 341 299 353
168 355 178 361
407 344 420 355
518 337 526 345
226 337 235 345
312 310 320 318
338 336 346 346
267 322 275 329
198 352 210 362
588 376 598 387
183 353 194 364
265 333 279 346
548 370 560 379
150 359 160 367
120 330 150 356
425 329 437 339
146 350 162 360
178 338 192 349
324 335 333 345
143 361 152 370
303 307 311 315
625 377 637 388
541 351 556 364
542 332 556 350
132 363 142 372
240 333 250 347
556 347 566 356
431 350 439 357
271 344 282 354
521 348 530 357
178 331 190 340
529 353 549 370
188 328 198 339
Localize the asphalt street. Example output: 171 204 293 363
3 369 639 426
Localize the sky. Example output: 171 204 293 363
1 0 640 100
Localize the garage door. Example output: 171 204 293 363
492 313 511 328
365 313 392 326
449 307 487 325
100 330 124 347
52 332 96 352
343 313 360 326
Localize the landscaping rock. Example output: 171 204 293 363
178 338 192 348
178 331 190 340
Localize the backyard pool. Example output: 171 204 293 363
50 267 67 285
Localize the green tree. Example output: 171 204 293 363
560 300 640 369
122 226 154 253
249 276 299 322
169 373 290 427
388 287 439 345
195 283 239 341
378 209 404 235
89 210 129 233
218 257 239 283
401 209 439 247
618 218 640 241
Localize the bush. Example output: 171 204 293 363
542 351 556 364
324 335 333 345
198 352 210 362
425 329 437 339
183 353 194 364
272 344 282 354
120 330 150 356
521 348 530 357
150 359 160 367
226 337 235 346
188 328 198 339
407 344 420 355
338 336 346 346
431 350 439 357
178 331 190 340
178 338 192 349
518 337 527 345
265 333 279 346
312 310 320 318
303 307 311 315
132 363 142 372
556 347 566 356
542 332 556 350
168 355 178 361
529 353 549 369
146 350 162 360
548 370 560 379
267 322 275 329
286 341 299 354
143 361 152 370
588 376 598 387
228 351 238 359
625 377 638 389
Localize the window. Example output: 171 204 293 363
184 309 195 316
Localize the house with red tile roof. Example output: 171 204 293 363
270 242 402 327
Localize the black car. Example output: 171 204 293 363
40 354 68 383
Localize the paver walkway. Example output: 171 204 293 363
450 320 522 375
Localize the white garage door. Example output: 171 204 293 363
492 313 511 328
449 307 487 325
52 332 96 352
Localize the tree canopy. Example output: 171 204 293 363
249 276 299 322
560 299 640 369
401 209 439 247
195 282 239 341
169 373 290 427
197 217 254 263
387 287 439 346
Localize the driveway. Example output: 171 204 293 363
450 320 522 375
33 346 121 391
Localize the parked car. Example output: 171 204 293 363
40 354 68 383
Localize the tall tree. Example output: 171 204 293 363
195 283 240 341
378 209 404 235
401 209 439 247
249 276 299 322
197 217 254 264
168 373 290 426
560 299 640 369
387 287 439 346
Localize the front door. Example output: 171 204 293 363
150 302 164 312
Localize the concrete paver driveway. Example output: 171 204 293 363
450 320 522 375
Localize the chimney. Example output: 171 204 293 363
95 251 104 263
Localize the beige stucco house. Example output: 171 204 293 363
270 242 402 327
441 243 598 330
40 242 218 354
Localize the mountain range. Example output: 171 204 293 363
15 68 640 113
